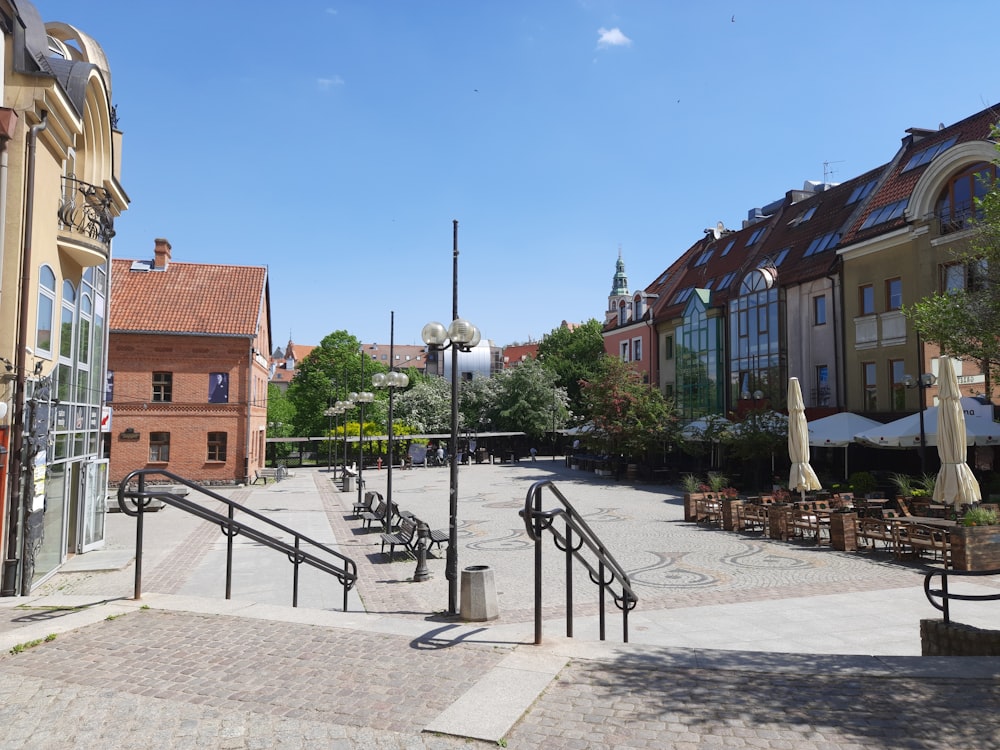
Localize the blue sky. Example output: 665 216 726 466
37 1 1000 352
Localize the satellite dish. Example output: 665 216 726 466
713 220 724 240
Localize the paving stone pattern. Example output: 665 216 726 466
3 463 999 749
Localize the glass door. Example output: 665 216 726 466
78 459 107 553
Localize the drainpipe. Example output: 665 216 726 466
245 341 255 484
829 265 844 409
3 112 46 597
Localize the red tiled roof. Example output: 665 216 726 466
288 344 315 361
843 106 1000 245
110 259 268 336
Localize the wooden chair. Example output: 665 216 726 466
894 523 952 567
856 516 897 551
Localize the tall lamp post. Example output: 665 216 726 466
422 219 481 616
350 352 375 508
324 404 336 472
373 311 409 535
904 371 938 474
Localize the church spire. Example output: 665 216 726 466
610 245 629 297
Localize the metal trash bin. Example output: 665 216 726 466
342 475 355 493
460 565 499 622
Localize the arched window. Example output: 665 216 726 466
633 294 644 320
729 268 784 407
60 280 77 360
36 265 56 355
936 161 998 233
618 301 627 326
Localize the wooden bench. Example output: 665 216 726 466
381 517 418 559
736 496 774 533
253 467 279 484
856 516 897 551
790 501 832 545
380 516 448 559
360 499 392 530
894 523 952 567
353 490 379 516
694 496 722 525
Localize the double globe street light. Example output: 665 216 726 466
348 388 374 507
372 368 408 535
421 219 481 616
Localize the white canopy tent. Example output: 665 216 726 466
807 412 883 447
854 398 1000 447
807 412 884 479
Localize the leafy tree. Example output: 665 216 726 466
906 135 1000 392
579 356 675 461
460 373 503 433
285 330 388 436
492 358 570 439
266 384 296 460
394 376 451 433
536 319 606 415
722 409 788 491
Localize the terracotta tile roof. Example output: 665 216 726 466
110 259 268 336
755 168 889 287
289 343 315 361
843 105 1000 245
653 210 788 320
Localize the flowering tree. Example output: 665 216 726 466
580 356 676 461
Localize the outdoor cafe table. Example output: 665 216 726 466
898 516 957 529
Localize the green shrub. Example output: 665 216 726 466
680 474 703 494
847 471 877 496
962 506 998 527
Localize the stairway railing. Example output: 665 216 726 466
117 469 357 610
520 479 638 644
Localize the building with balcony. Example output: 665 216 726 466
0 2 128 596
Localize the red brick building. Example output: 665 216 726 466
107 239 271 484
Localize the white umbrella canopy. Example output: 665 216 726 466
788 377 822 498
853 399 1000 447
807 411 883 479
807 412 883 447
680 415 731 441
933 357 982 507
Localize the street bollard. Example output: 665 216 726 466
413 520 431 582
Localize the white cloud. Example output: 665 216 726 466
597 27 631 48
325 8 338 15
317 76 345 91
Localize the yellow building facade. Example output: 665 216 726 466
0 1 127 595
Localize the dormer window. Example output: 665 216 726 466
618 301 628 326
633 295 644 320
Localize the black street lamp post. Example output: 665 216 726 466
350 351 374 509
373 311 409 536
421 220 481 615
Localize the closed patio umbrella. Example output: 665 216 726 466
788 377 821 501
933 356 981 507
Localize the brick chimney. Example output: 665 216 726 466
153 238 171 269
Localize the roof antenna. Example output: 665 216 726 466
823 160 845 185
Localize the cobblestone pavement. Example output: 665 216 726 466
1 462 998 748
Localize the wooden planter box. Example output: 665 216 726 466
951 525 1000 571
684 492 701 522
829 511 858 552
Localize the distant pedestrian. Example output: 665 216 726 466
437 446 445 466
530 447 538 461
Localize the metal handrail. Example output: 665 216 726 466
924 567 1000 624
520 479 638 644
117 469 357 610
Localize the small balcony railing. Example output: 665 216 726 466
58 175 116 245
938 199 981 235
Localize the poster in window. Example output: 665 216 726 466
105 371 114 402
209 373 229 403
